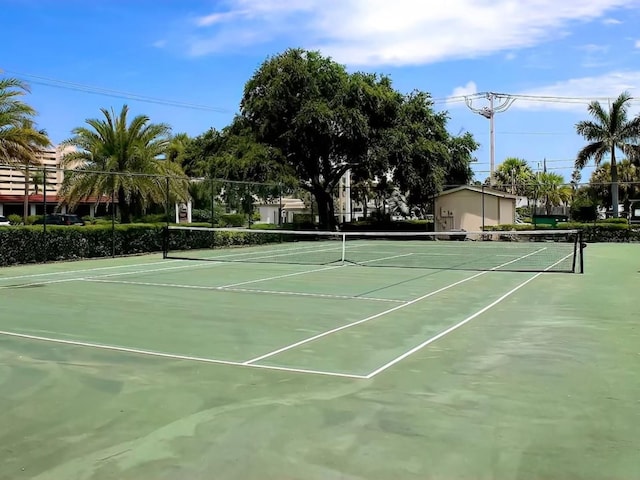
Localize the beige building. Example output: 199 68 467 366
255 198 308 224
0 145 110 217
435 185 516 232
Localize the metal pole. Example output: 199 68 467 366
489 94 495 185
111 175 116 258
211 178 216 228
165 176 170 228
481 185 486 231
464 92 515 186
278 183 283 227
42 166 47 262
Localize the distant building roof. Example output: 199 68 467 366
436 185 517 199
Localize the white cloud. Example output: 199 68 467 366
185 0 639 65
152 39 167 48
635 39 640 48
450 81 478 99
512 71 640 112
602 17 623 24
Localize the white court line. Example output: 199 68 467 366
364 252 573 378
242 272 487 365
0 330 367 379
242 247 548 365
219 264 344 288
83 278 405 303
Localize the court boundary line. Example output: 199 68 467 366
0 330 367 380
241 247 548 365
83 278 406 303
364 252 574 378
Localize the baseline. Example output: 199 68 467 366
0 330 367 380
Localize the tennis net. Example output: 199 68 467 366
163 226 585 273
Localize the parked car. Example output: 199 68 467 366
33 214 85 226
0 215 10 226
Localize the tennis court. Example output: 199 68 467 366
1 235 638 479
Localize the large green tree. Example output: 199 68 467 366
240 48 401 230
61 105 189 223
575 92 640 217
387 91 477 217
0 77 50 222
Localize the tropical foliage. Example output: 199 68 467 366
575 91 640 217
61 105 189 223
492 157 534 196
0 77 50 221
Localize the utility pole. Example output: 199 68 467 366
465 92 516 186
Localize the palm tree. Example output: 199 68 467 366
492 157 534 195
0 78 50 222
531 172 571 215
575 91 640 217
61 105 190 223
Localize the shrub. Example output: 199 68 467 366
7 214 22 225
342 219 434 232
219 213 245 227
485 222 640 242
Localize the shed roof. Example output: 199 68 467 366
436 185 517 199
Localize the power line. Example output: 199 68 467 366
2 68 233 114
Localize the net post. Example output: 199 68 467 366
571 230 578 273
162 225 168 259
579 230 585 274
341 232 346 264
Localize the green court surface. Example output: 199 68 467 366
0 243 638 479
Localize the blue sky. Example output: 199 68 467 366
2 0 640 184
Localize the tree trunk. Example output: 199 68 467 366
118 186 131 224
610 147 619 218
314 188 337 231
23 168 30 224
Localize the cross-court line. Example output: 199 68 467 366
0 330 367 379
242 247 549 365
82 278 405 303
364 252 574 378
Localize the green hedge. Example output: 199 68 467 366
484 222 640 242
0 223 296 267
342 219 434 232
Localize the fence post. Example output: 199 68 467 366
481 184 486 231
278 182 283 227
111 174 116 258
165 176 170 228
42 166 47 262
210 178 215 228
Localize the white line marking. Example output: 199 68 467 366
0 330 367 379
242 247 549 365
83 278 405 303
0 258 178 282
242 272 486 365
219 264 344 288
0 277 83 290
364 252 573 378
